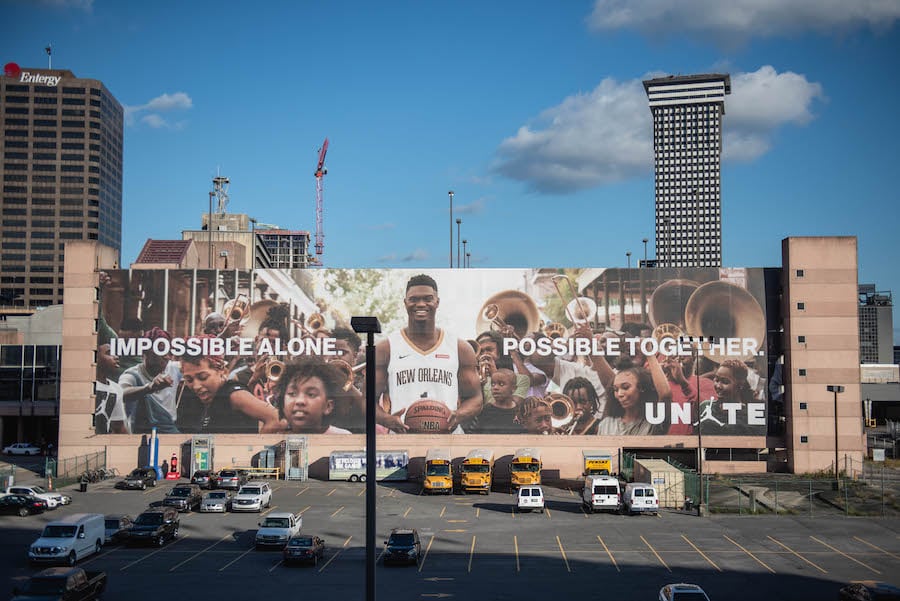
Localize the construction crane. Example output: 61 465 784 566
313 137 329 263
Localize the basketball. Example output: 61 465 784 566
404 399 452 433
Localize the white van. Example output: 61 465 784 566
29 513 105 566
582 475 621 513
623 483 659 515
517 485 545 513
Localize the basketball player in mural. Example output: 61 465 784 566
373 274 483 433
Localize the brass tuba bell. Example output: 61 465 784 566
545 392 575 432
648 279 699 328
475 290 540 339
684 280 766 363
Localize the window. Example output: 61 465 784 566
799 369 807 376
797 302 805 310
798 336 806 343
800 436 808 443
796 269 804 277
799 403 807 410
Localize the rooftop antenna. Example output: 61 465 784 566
212 174 230 214
45 44 52 69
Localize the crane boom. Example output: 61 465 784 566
314 137 328 261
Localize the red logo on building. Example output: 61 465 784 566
4 63 21 78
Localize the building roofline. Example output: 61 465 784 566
642 73 731 94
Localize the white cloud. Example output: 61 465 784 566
140 114 167 129
377 249 428 263
455 197 488 215
124 92 193 128
493 66 823 193
587 0 900 38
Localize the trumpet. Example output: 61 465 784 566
477 355 492 384
264 358 285 383
482 304 518 339
291 312 329 339
220 294 250 335
330 359 366 392
542 322 567 340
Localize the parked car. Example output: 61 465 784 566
659 583 711 601
256 512 302 549
103 515 133 544
383 528 421 566
11 567 106 601
838 581 900 601
0 494 48 516
29 514 106 566
115 468 158 490
190 470 219 489
3 442 43 456
283 535 325 566
231 482 272 512
5 485 69 509
163 484 203 512
582 475 621 513
126 507 179 546
200 490 232 513
217 469 248 490
517 485 545 513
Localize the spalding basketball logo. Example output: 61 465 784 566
410 403 444 431
4 63 21 78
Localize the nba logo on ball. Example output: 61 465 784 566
404 399 452 433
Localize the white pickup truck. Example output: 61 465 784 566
255 512 302 549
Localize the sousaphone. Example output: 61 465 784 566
475 290 540 339
684 280 766 363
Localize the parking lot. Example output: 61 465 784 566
2 477 899 600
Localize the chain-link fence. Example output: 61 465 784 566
48 450 107 489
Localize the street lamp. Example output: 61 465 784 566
249 217 257 272
462 239 468 268
456 218 462 268
447 191 454 268
681 335 717 516
827 385 845 480
351 316 382 601
642 238 648 268
466 252 471 268
626 251 631 270
208 191 215 269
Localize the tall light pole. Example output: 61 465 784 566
462 239 468 268
456 218 462 268
827 385 845 481
249 217 257 272
466 252 471 268
351 316 382 601
208 191 214 269
681 335 717 516
448 191 454 268
626 251 631 270
642 238 648 268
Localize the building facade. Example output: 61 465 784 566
643 74 730 269
1 66 123 307
257 228 312 269
858 284 893 364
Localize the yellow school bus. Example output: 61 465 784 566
422 448 452 494
510 447 542 491
460 449 494 494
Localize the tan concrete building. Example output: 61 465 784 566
58 238 864 478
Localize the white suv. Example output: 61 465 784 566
231 482 272 513
5 485 70 509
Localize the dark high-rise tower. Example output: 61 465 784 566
1 66 123 307
643 74 730 268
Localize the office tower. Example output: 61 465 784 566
1 65 123 307
858 284 894 364
257 228 312 269
643 74 730 268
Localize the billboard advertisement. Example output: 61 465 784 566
95 267 771 437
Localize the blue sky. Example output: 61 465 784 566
7 1 900 335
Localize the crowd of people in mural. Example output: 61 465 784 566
93 269 769 437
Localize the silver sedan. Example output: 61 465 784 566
199 490 232 513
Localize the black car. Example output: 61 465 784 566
383 528 421 566
217 469 248 490
838 581 900 600
116 467 158 490
190 470 219 489
163 484 202 512
127 507 179 546
0 493 48 516
283 536 325 566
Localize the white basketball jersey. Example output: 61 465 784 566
387 328 460 416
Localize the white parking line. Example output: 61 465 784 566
811 536 881 575
170 533 231 571
418 535 435 573
218 544 255 571
295 486 310 496
318 536 352 573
